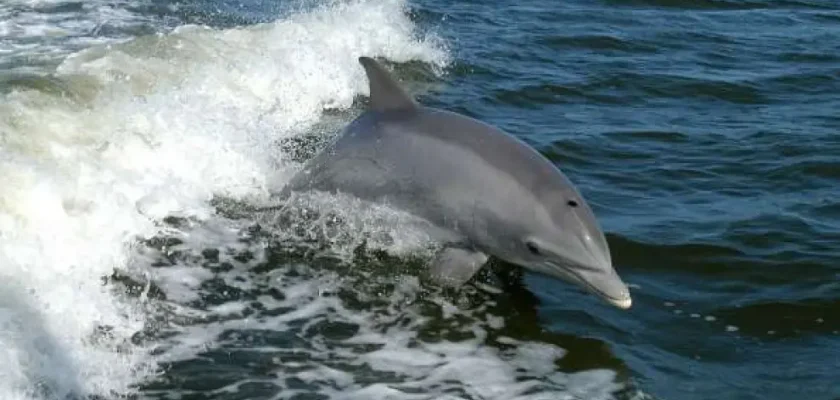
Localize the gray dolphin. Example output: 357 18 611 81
281 57 632 309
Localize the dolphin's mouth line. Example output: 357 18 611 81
545 261 631 308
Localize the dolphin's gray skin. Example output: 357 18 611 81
282 57 632 309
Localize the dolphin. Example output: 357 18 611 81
281 56 632 309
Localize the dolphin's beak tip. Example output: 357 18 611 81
609 295 632 310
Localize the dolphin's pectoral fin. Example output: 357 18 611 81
428 247 489 287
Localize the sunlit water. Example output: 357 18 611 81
0 0 838 399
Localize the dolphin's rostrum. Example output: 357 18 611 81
282 56 632 309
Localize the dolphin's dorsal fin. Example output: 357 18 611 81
358 56 417 112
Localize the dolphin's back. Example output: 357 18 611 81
284 56 581 246
286 106 575 243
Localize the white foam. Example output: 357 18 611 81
142 252 626 400
0 0 153 70
0 0 448 398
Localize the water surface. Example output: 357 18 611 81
0 0 838 399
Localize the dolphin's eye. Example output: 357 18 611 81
526 241 540 255
567 200 579 207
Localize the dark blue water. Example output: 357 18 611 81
1 0 838 399
413 1 840 399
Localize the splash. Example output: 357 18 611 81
0 0 448 398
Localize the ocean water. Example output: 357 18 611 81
0 0 837 399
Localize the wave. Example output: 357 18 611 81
536 34 659 53
0 0 448 398
0 0 157 71
712 297 840 338
490 74 769 107
607 231 836 284
600 0 837 11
